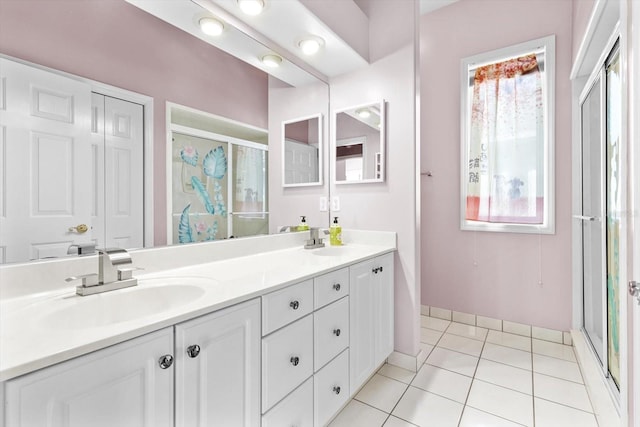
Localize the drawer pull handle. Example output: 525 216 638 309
290 356 300 366
379 266 384 272
333 283 341 291
187 344 201 358
158 354 174 369
290 300 300 310
333 386 341 395
333 328 341 337
372 267 378 274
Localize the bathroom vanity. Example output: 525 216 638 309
0 230 395 426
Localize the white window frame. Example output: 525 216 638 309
460 35 556 234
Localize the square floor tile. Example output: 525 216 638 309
446 322 488 342
466 380 533 426
378 363 417 384
534 397 598 427
533 353 583 383
383 416 418 427
391 386 463 427
486 330 531 352
532 339 576 362
421 315 451 331
328 400 388 427
459 406 526 427
426 347 479 377
421 327 444 345
437 333 484 357
474 358 532 394
411 364 472 403
355 374 408 413
482 343 532 370
533 373 593 412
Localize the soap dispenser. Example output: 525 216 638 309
298 216 309 231
329 217 342 246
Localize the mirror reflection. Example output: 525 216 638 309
334 101 386 183
282 114 322 187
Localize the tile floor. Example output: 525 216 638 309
328 315 599 427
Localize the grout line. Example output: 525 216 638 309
532 340 537 427
534 396 598 415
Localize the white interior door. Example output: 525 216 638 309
284 139 318 184
0 58 92 263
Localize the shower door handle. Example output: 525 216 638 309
629 281 640 305
573 215 596 221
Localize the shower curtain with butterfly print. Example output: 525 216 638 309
465 54 545 224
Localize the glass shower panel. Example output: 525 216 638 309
231 144 268 237
171 133 229 243
605 49 621 389
581 77 605 364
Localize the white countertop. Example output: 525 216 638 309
0 234 395 382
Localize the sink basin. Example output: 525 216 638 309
310 245 354 257
40 278 210 329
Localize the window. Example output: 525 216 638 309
460 36 555 234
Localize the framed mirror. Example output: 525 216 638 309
334 100 386 184
282 114 323 187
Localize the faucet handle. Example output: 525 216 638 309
65 273 99 288
117 267 144 281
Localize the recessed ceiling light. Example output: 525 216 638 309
298 36 324 56
356 109 371 119
262 54 282 68
199 17 224 36
238 0 264 16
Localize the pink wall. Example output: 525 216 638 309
331 0 419 357
420 0 573 331
0 0 268 246
572 0 597 63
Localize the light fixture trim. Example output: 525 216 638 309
356 108 371 119
238 0 265 16
199 17 225 36
262 54 283 68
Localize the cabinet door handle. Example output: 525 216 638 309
158 354 174 369
372 267 378 274
187 344 201 358
333 283 341 291
333 386 341 395
379 266 383 272
290 356 300 366
333 328 341 337
290 300 300 310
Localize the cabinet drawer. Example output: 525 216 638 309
262 279 313 335
314 268 349 309
262 377 313 427
314 349 350 427
314 296 349 371
262 314 313 412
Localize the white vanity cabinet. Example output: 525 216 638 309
175 298 261 427
349 253 395 392
4 328 175 427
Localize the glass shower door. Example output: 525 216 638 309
580 76 605 364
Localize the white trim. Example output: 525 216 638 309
459 35 556 235
170 124 268 151
281 113 324 188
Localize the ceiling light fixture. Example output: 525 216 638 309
238 0 265 16
298 36 324 56
356 108 371 119
261 54 282 68
199 17 224 36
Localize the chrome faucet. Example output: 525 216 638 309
304 227 329 249
66 248 139 296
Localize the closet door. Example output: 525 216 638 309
0 58 92 263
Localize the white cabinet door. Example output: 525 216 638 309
375 253 395 363
349 254 395 392
4 328 174 427
349 258 377 392
175 298 261 427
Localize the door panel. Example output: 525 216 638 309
0 58 92 263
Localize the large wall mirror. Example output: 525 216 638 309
0 0 329 264
334 100 386 184
282 114 323 187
